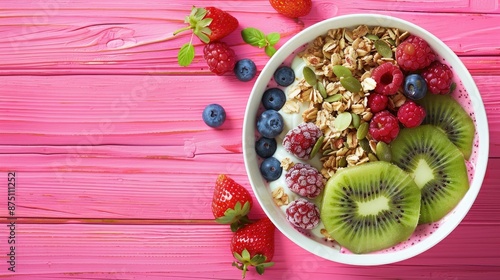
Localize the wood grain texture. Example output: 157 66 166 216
0 0 499 279
0 223 499 279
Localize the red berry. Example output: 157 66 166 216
231 217 275 278
282 122 322 159
212 174 253 230
203 42 236 75
368 93 389 113
286 198 320 229
397 101 426 128
371 63 404 95
396 35 436 72
421 61 454 94
269 0 312 18
285 163 324 199
369 110 400 144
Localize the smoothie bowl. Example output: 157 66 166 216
242 14 489 265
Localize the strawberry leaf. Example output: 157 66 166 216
266 32 280 46
178 43 195 66
241 28 266 47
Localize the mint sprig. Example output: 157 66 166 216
241 28 280 57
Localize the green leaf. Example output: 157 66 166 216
266 32 280 46
265 45 276 57
177 43 195 67
241 249 251 260
241 28 266 47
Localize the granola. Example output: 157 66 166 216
288 25 408 178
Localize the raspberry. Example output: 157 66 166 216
396 35 436 72
286 198 320 230
397 101 426 128
203 42 236 75
371 63 404 95
368 93 389 113
285 163 324 198
282 122 322 159
421 61 454 94
369 110 400 144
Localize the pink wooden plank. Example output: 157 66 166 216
0 223 498 279
0 75 497 155
0 2 499 75
0 150 498 221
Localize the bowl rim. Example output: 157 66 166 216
242 13 489 265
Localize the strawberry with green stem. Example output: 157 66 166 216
231 217 275 278
212 174 253 232
174 6 239 66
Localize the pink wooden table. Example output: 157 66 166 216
1 1 499 279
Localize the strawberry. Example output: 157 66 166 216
269 0 312 18
174 6 239 67
212 174 253 231
231 217 275 278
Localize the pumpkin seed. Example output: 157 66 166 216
338 156 347 168
351 113 360 129
334 112 352 131
359 138 371 153
324 94 342 103
356 122 368 140
376 141 392 162
317 81 327 98
368 153 379 162
375 40 393 58
332 65 352 78
341 76 362 93
310 135 324 159
365 34 379 41
303 66 317 86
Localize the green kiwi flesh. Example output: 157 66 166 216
321 161 421 254
417 94 475 160
390 125 469 224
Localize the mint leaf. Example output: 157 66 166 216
266 33 280 46
265 45 276 57
241 28 266 47
242 27 281 57
178 43 195 66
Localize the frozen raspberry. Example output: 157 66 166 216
282 122 322 159
371 63 404 95
286 198 320 230
285 163 324 199
203 42 236 75
368 93 389 113
369 110 400 144
397 101 426 128
421 61 454 94
396 35 436 72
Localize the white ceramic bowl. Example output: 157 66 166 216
242 14 489 265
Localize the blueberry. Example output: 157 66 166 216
404 74 428 100
257 109 284 138
262 88 286 110
274 66 295 87
260 157 282 181
202 104 226 128
255 137 277 158
234 59 257 82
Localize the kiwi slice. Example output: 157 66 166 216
417 94 475 160
321 161 421 254
390 125 469 224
